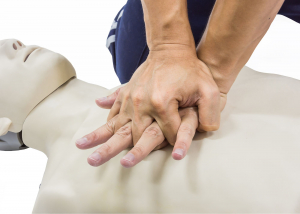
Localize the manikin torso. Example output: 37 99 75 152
20 67 300 213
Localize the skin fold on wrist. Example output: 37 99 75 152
147 46 198 60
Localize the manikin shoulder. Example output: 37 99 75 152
33 68 300 213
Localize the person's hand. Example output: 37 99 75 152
76 107 198 168
97 48 227 147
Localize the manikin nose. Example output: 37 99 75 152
12 40 24 50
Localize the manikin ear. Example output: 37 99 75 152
0 118 12 136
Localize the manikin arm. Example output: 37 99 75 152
197 0 285 94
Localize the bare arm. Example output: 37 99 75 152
141 0 195 52
197 0 285 94
84 0 287 167
84 0 225 167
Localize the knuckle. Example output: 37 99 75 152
116 125 131 137
105 119 115 134
113 87 125 102
131 91 144 106
100 143 112 155
144 126 162 138
200 84 220 100
114 87 122 97
122 92 130 102
150 95 164 109
86 131 98 143
115 98 123 106
132 145 145 157
151 99 166 115
207 86 220 100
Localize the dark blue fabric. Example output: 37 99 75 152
108 0 300 84
107 7 124 73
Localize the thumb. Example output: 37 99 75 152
95 87 122 109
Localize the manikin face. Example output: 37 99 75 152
0 39 76 134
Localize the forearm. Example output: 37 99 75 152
141 0 195 53
197 0 284 93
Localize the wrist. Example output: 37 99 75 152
148 44 197 60
198 28 240 73
196 29 245 94
146 23 196 52
141 0 195 51
195 0 283 94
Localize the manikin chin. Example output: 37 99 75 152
1 39 300 213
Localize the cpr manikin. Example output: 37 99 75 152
1 39 300 213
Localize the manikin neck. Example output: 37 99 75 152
22 78 110 156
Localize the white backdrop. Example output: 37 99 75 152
0 1 300 213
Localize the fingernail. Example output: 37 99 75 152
97 97 107 102
122 153 135 163
89 152 101 163
174 148 184 157
76 137 88 146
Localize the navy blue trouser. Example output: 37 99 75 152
107 0 300 84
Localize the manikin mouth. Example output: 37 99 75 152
24 48 39 62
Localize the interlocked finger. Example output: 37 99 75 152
120 121 165 168
87 122 133 167
172 107 198 160
107 90 124 121
75 115 119 149
96 87 122 109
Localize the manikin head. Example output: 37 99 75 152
0 39 76 143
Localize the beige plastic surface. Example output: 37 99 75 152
0 39 76 134
0 118 12 136
18 66 300 213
